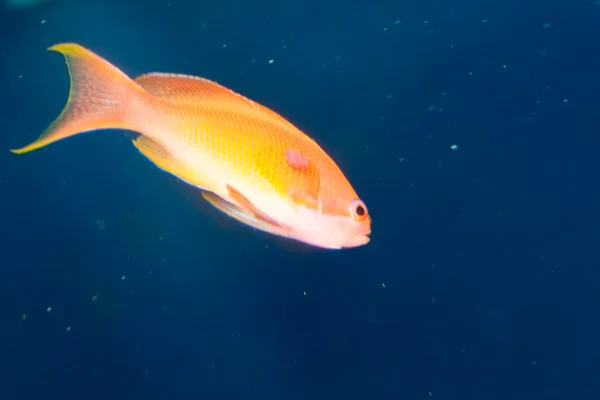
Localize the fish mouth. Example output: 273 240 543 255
341 233 370 248
355 225 371 246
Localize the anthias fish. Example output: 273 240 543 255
11 43 371 249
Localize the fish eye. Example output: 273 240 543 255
349 199 368 221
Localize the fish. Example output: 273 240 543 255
11 43 371 249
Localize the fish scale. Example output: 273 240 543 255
142 83 323 200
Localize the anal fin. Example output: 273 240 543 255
201 186 290 236
132 136 207 189
225 184 289 231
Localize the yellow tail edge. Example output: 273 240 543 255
10 43 147 155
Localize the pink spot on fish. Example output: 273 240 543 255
285 148 310 171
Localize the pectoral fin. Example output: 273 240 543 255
132 136 210 189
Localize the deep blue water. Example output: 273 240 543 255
1 0 600 399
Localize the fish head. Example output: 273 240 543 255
249 145 371 249
269 147 371 249
281 162 371 249
289 196 371 249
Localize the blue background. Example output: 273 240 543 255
1 0 599 399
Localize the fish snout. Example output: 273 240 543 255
340 219 371 248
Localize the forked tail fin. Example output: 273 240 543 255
10 43 149 154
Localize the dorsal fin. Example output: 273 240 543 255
134 73 302 133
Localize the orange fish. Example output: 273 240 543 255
11 43 371 249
